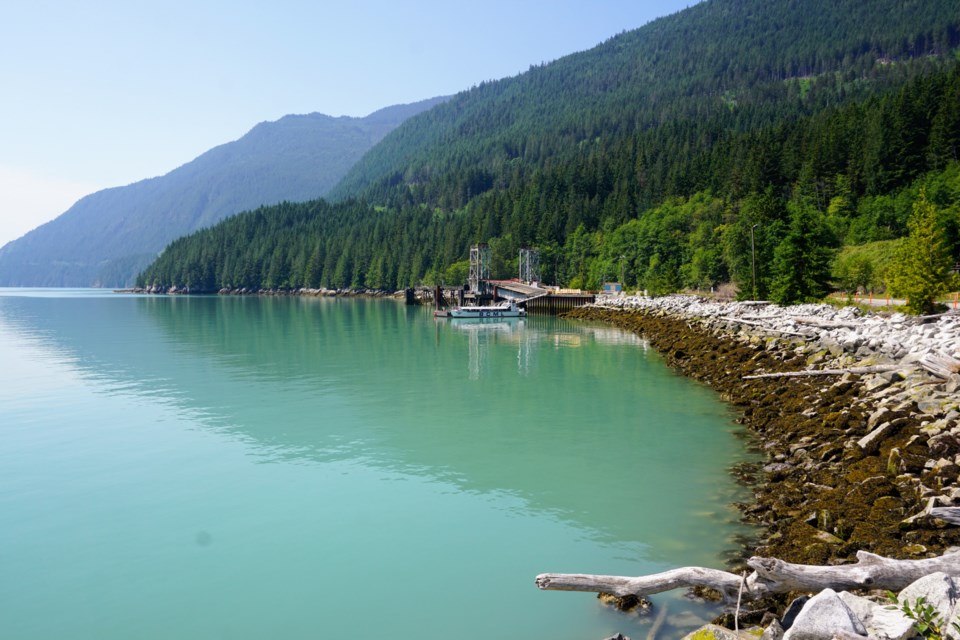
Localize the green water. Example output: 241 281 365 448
0 290 755 639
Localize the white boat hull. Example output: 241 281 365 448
437 301 526 318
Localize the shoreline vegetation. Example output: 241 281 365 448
564 294 960 637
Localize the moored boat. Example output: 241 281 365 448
435 300 526 318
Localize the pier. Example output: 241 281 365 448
431 280 595 315
429 245 596 314
487 280 595 314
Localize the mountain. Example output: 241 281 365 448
329 0 960 205
137 0 960 300
0 96 447 287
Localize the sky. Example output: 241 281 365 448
0 0 693 248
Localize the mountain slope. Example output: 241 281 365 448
330 0 959 206
0 96 447 287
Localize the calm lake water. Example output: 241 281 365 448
0 289 755 639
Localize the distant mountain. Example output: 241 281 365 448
0 96 448 287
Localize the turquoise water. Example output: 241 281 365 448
0 290 755 639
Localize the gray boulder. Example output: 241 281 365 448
838 591 914 640
783 589 867 640
897 572 959 631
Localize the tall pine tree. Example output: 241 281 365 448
769 200 835 304
888 188 954 314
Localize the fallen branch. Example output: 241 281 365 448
646 603 667 640
536 566 745 601
917 310 960 324
535 550 960 603
791 316 859 330
720 316 811 338
743 364 904 380
745 551 960 594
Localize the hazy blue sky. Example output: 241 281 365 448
0 0 693 248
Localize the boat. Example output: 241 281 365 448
435 300 526 318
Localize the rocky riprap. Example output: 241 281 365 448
569 294 960 563
566 295 960 636
675 571 960 640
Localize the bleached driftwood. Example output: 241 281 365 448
791 316 859 330
746 552 960 593
536 566 747 601
742 364 904 380
917 310 960 324
918 352 960 379
535 550 960 603
931 507 960 525
720 316 810 338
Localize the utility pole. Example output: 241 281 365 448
750 224 759 301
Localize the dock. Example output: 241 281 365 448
487 280 595 314
431 281 595 315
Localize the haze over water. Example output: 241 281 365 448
0 290 755 639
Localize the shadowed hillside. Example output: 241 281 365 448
0 97 447 287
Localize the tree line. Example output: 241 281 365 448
138 59 960 309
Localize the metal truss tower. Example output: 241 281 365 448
468 244 490 293
519 247 540 285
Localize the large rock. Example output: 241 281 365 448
782 589 867 640
838 592 914 640
858 421 895 454
897 572 959 628
949 610 960 640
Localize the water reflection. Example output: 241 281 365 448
445 317 649 380
0 293 754 568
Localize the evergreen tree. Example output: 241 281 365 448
769 200 835 304
888 188 954 314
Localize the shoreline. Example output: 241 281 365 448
565 295 960 569
118 286 405 297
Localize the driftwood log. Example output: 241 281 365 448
918 352 960 379
917 310 960 323
742 353 958 381
720 316 810 338
791 315 858 330
742 364 905 380
931 507 960 525
535 551 960 603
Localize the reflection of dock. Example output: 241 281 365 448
440 313 648 379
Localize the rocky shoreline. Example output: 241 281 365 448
565 295 960 635
570 294 960 564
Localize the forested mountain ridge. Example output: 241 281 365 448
138 0 960 303
330 0 960 206
0 97 447 288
